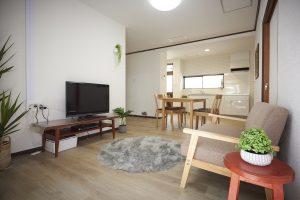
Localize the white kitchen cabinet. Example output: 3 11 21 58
220 95 249 116
189 94 249 116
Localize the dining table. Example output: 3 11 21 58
161 97 206 130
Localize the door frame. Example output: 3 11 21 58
262 0 278 102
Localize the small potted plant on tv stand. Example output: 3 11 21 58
113 107 132 133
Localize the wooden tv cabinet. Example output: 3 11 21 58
35 115 117 157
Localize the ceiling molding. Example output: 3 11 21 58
127 0 260 55
127 30 255 55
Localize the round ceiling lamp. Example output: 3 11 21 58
148 0 183 11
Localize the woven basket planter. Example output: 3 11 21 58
0 136 11 170
240 149 273 166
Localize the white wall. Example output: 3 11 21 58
277 1 300 198
126 50 161 117
181 54 251 96
255 0 300 198
269 4 279 105
0 0 125 153
29 0 125 118
0 0 32 153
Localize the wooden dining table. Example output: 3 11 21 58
161 97 206 130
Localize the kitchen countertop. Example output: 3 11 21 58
189 93 250 96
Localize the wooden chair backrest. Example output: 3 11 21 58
211 95 222 114
154 94 165 109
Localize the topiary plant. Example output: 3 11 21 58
237 128 274 155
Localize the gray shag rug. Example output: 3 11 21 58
98 136 183 173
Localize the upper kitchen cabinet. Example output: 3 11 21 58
230 51 250 71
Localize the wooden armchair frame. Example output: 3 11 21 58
180 114 280 200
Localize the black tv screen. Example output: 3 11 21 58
66 81 109 117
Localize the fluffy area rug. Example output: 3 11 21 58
98 136 183 173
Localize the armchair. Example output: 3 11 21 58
180 102 288 199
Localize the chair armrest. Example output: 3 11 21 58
183 128 280 152
208 114 247 122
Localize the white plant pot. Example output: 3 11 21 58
240 149 273 166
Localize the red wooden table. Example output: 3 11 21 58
224 152 294 200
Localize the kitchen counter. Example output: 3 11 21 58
189 93 250 96
187 94 250 116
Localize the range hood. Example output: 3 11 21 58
230 51 250 71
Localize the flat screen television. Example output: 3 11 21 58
66 81 109 117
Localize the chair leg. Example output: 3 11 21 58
195 116 199 129
171 113 174 130
164 113 168 126
180 134 199 188
201 116 206 126
178 113 181 128
180 112 183 127
155 112 159 127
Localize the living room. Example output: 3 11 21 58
0 0 299 199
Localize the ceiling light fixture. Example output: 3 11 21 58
204 49 210 52
148 0 183 11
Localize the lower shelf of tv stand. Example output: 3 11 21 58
37 115 117 157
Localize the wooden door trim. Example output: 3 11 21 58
262 0 278 102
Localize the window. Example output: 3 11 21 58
183 74 224 89
166 63 173 93
166 75 173 92
166 64 173 72
184 76 203 89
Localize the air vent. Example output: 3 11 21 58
221 0 253 13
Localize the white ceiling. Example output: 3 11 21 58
81 0 259 53
166 33 255 60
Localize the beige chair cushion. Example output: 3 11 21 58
245 102 288 145
181 124 243 167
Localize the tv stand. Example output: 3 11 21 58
35 115 117 158
78 115 98 120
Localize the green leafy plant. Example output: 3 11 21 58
113 107 132 126
0 36 28 149
114 44 121 64
237 128 274 154
0 92 28 138
0 36 15 78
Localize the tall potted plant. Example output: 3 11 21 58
237 128 274 166
0 36 28 170
113 107 132 133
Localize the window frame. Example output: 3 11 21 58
183 73 224 89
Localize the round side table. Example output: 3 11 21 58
224 152 294 200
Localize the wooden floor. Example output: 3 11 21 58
0 117 265 200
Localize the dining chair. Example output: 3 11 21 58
154 94 184 130
194 95 222 129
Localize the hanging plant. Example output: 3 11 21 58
114 44 121 64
